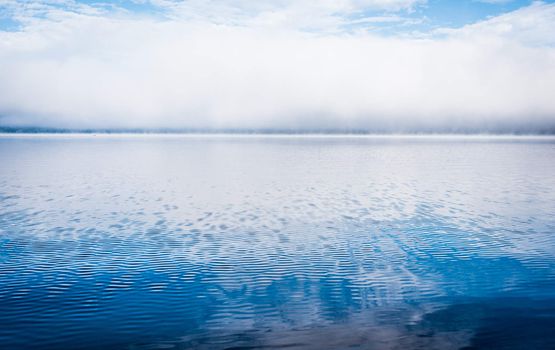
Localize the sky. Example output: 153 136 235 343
0 0 554 132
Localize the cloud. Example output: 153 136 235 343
0 1 554 132
439 1 555 46
147 0 426 31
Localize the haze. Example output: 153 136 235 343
0 0 554 133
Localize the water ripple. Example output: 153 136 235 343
1 136 555 349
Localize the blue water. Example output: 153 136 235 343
0 135 554 349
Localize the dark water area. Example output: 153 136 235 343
0 135 554 349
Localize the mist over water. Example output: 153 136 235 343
2 2 555 132
2 1 555 348
1 135 555 349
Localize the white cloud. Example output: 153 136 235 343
439 1 555 46
146 0 426 31
0 1 554 131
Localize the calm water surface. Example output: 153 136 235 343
0 135 554 349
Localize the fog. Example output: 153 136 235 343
0 1 554 132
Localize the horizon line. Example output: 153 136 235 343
2 133 555 140
1 126 555 136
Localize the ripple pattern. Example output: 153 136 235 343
1 135 555 349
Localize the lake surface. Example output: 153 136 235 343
1 135 554 349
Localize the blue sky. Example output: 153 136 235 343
0 1 555 131
1 0 551 33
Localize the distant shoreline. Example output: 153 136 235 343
1 133 555 140
1 127 555 137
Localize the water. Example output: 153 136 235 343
0 135 554 350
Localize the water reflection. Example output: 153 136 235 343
0 135 554 349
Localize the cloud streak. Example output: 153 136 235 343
0 1 554 132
